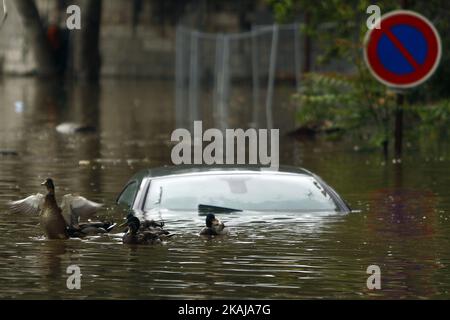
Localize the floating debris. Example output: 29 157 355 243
56 122 97 134
93 158 122 165
127 159 140 166
78 160 91 166
79 158 150 167
14 101 24 113
0 149 18 156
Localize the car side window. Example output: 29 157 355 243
117 181 138 208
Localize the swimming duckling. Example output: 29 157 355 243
199 213 229 236
9 178 107 239
122 216 172 245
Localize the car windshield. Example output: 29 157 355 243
144 173 338 212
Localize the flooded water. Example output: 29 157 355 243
0 78 449 299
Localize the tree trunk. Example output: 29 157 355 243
14 0 57 76
72 0 102 81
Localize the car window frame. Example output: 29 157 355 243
138 178 152 212
116 180 139 209
305 171 351 213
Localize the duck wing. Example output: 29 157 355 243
61 194 103 226
8 193 45 215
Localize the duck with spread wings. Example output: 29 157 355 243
8 178 115 239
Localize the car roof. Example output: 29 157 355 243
123 165 351 213
128 165 314 184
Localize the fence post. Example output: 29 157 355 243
265 24 279 130
213 34 230 132
251 26 260 128
175 25 186 128
189 30 200 129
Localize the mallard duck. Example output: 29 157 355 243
199 213 229 236
9 178 110 239
124 212 165 231
122 216 172 245
67 220 117 238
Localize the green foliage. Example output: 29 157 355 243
410 99 450 127
405 99 450 152
268 0 450 149
295 71 397 147
268 0 294 22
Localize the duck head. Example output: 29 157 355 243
119 212 135 228
126 216 141 235
205 213 220 228
41 178 55 192
205 213 216 228
205 213 226 233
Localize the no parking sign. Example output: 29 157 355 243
364 10 441 89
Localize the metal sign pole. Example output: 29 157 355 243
395 0 407 159
364 7 441 159
394 93 404 159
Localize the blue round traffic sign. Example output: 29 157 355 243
364 10 441 88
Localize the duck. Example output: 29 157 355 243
9 178 112 239
66 220 117 238
124 212 165 232
122 215 172 245
199 213 229 236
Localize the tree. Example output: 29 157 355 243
14 0 57 76
71 0 102 81
14 0 103 81
269 0 450 155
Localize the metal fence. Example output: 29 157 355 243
175 23 302 132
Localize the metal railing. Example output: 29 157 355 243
175 23 302 131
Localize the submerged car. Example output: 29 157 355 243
116 165 351 217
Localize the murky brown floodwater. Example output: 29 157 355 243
0 78 449 299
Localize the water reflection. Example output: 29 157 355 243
0 78 450 299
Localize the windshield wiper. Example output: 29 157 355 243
198 204 243 214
